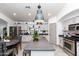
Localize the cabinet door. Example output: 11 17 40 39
49 23 56 44
17 26 21 35
59 37 63 48
9 27 17 39
3 27 7 38
77 42 79 56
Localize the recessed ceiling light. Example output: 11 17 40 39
28 13 31 16
13 13 16 16
48 13 51 16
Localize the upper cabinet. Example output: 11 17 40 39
13 22 48 35
62 16 79 31
9 26 21 39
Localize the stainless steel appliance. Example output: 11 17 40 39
68 24 76 31
69 23 79 31
63 39 75 56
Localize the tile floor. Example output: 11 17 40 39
17 42 68 56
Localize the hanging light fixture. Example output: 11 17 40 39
35 5 44 25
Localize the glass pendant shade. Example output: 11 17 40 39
35 5 44 25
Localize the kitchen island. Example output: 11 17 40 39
23 37 55 56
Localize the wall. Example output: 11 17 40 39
0 12 15 36
57 3 79 21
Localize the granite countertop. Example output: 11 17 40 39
20 34 48 35
24 37 55 51
59 35 79 41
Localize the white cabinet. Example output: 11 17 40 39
59 37 63 48
77 42 79 56
31 51 54 56
22 35 32 42
40 35 48 41
49 23 56 44
45 35 49 41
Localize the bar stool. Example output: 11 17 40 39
23 50 31 56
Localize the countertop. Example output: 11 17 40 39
59 35 79 41
20 34 48 35
24 37 55 51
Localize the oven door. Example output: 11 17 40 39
64 39 75 55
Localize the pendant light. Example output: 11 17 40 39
35 5 44 25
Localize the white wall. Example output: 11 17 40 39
56 22 64 44
0 12 15 36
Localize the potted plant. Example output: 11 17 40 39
4 36 12 40
32 30 39 42
3 36 12 42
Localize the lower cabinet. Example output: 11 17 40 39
22 35 32 42
59 37 63 48
9 26 17 39
31 51 54 56
77 42 79 56
22 35 48 42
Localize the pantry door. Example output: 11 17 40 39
49 23 56 44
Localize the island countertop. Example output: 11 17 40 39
24 37 55 51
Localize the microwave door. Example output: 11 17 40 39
76 26 79 30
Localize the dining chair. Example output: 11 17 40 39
0 42 14 56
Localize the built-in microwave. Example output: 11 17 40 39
68 24 76 31
76 25 79 30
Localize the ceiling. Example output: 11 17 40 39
0 18 7 26
0 3 66 22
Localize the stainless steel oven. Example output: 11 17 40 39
69 24 76 31
63 39 75 55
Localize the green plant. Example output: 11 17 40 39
32 30 39 41
4 36 12 40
